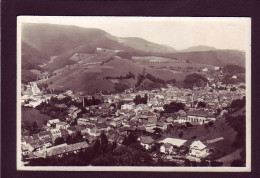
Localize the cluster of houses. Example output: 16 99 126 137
21 79 245 163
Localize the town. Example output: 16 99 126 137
20 71 246 167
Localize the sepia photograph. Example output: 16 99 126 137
17 16 251 171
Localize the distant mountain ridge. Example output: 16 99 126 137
22 23 245 68
180 45 217 52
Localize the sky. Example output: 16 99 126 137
18 16 251 51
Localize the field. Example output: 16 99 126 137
22 107 52 127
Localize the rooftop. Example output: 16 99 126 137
159 138 187 147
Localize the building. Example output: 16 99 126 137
121 103 135 110
47 119 60 127
159 138 187 154
188 140 208 159
139 136 155 150
186 110 216 125
77 118 89 126
47 141 89 157
50 129 62 141
56 122 69 130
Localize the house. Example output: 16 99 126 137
98 103 111 110
55 103 67 109
57 94 66 99
89 127 101 137
56 122 69 130
81 128 90 136
160 143 174 155
77 118 89 125
84 135 96 144
67 126 77 135
96 123 108 131
139 136 154 150
148 116 157 124
65 90 73 96
188 140 208 159
121 103 135 110
202 68 208 72
159 138 187 154
27 141 42 152
232 75 238 79
60 129 70 139
47 119 60 127
50 129 62 141
107 134 118 143
38 131 52 140
135 104 151 113
110 120 122 127
152 104 164 111
156 122 168 131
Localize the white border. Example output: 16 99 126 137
17 16 251 172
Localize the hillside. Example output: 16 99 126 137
21 23 246 91
183 73 208 88
119 37 176 53
168 50 245 67
22 42 48 70
45 57 142 93
21 42 49 83
22 23 176 59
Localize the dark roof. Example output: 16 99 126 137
32 134 40 140
140 136 154 144
23 136 33 143
188 109 215 117
47 141 89 156
60 129 69 136
39 131 52 137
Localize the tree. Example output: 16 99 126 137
65 135 73 144
32 121 39 134
144 93 148 102
122 132 138 146
163 102 185 113
231 159 245 167
178 131 183 138
197 101 206 108
93 139 101 156
54 137 65 146
100 132 109 155
133 95 147 105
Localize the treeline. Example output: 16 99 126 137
22 121 41 135
221 74 245 84
133 94 148 105
163 102 185 113
224 97 246 167
104 72 135 80
22 69 37 84
135 73 166 88
35 96 87 121
183 73 208 88
83 96 102 106
222 65 245 75
224 97 245 113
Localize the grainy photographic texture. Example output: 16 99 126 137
17 16 251 172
